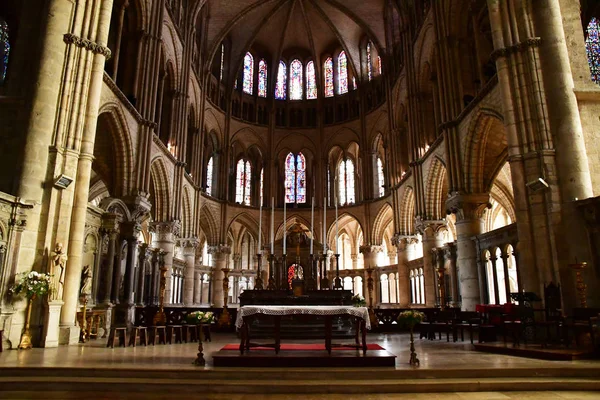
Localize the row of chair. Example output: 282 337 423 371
107 324 211 348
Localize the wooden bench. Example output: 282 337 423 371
128 327 148 347
107 327 127 348
149 326 167 345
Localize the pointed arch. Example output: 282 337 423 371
372 203 394 245
199 205 219 246
425 157 448 220
399 187 415 235
181 185 193 237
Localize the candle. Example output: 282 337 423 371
310 196 314 254
335 197 339 254
283 199 287 255
258 202 262 254
270 197 274 254
323 197 326 253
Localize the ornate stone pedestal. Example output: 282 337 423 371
41 300 63 348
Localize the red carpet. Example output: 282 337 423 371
221 343 384 351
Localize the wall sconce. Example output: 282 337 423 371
526 178 549 192
53 174 74 189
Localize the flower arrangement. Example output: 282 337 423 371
186 311 215 324
9 271 52 299
351 294 367 307
397 310 426 329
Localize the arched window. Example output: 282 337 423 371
243 52 254 95
0 19 10 84
377 56 382 75
324 57 334 97
380 274 389 303
338 51 348 94
586 18 600 84
260 168 264 202
235 159 252 205
306 61 317 99
275 61 287 100
367 41 372 81
377 157 385 197
285 152 306 204
419 268 425 304
258 59 267 98
290 59 303 100
206 156 214 196
338 159 355 205
220 44 225 82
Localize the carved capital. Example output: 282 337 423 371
415 216 447 238
359 245 382 255
150 220 181 240
445 193 491 222
63 33 112 58
208 244 231 256
178 237 200 251
443 242 457 261
391 233 419 250
125 195 152 223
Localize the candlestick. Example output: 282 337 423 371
310 196 314 255
323 196 326 254
270 197 274 254
258 202 262 252
335 197 339 254
283 199 287 255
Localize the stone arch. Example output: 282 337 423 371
227 212 263 249
275 215 313 242
199 205 219 246
399 186 415 235
181 185 193 237
425 157 448 220
149 158 171 222
372 203 394 245
463 109 507 193
326 213 364 251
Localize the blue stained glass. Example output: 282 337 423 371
0 20 9 84
243 52 254 95
275 61 287 100
307 61 317 99
258 59 267 98
244 161 252 206
296 153 306 204
338 51 348 94
285 153 295 203
236 159 245 203
290 59 303 100
586 18 600 84
324 57 334 97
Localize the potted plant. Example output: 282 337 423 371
186 311 215 325
9 271 52 349
397 310 425 366
351 294 367 307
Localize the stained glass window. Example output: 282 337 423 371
324 57 334 97
353 76 357 90
377 56 382 75
260 168 264 202
306 61 317 99
206 157 213 196
0 19 9 85
367 42 372 81
338 159 355 205
220 44 225 82
258 59 267 98
236 159 252 205
338 51 348 94
586 18 600 84
377 157 385 197
290 59 303 100
275 61 287 100
243 52 254 95
284 152 307 204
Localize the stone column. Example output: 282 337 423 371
136 244 150 305
351 254 358 269
209 245 231 308
393 235 419 307
444 243 459 307
179 238 199 307
416 219 447 307
150 221 180 305
112 221 141 328
447 194 490 311
360 245 382 304
193 271 201 304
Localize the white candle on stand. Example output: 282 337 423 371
335 197 339 254
310 196 314 254
270 197 274 254
323 197 326 254
258 202 262 254
283 199 287 255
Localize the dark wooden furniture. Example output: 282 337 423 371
431 310 456 342
128 327 148 347
106 327 127 348
167 325 183 344
183 324 197 343
149 326 167 345
0 329 3 352
454 311 481 344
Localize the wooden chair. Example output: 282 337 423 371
149 326 167 345
569 308 600 347
167 325 183 344
431 310 456 342
503 307 535 347
454 311 481 344
183 324 198 343
106 327 127 348
128 327 148 347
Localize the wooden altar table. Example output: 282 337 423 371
236 305 370 355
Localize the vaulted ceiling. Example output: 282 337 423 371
203 0 387 84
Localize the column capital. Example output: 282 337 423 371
415 216 447 238
177 237 200 250
359 245 382 255
150 220 181 241
123 194 152 223
443 242 457 260
208 244 231 256
121 220 142 239
391 234 419 250
445 193 491 221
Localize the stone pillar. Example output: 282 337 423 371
447 194 490 311
416 219 447 307
444 243 459 307
209 245 231 308
193 271 201 304
150 221 180 305
112 221 141 328
393 235 419 307
179 238 199 307
136 244 150 305
360 245 382 304
351 254 358 269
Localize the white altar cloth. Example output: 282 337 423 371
235 305 371 330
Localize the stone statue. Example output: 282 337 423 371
80 265 92 296
50 243 67 301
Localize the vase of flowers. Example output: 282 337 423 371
351 294 367 307
9 271 52 349
398 310 425 366
187 311 215 325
